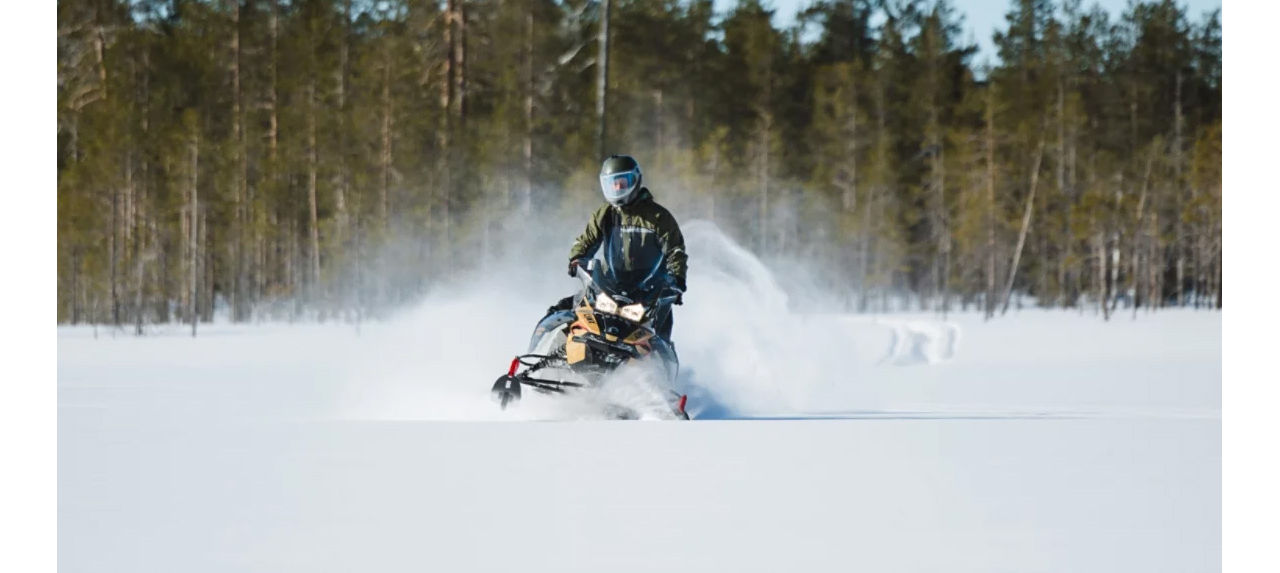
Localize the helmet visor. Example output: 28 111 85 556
599 170 639 203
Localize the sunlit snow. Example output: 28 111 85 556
59 222 1220 572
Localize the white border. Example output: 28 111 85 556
1 1 55 572
1222 1 1278 572
23 2 1248 573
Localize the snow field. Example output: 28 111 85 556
58 221 1220 572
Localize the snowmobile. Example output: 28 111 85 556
490 259 690 420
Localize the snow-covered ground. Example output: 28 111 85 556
58 223 1220 572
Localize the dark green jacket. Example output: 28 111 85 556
569 188 688 287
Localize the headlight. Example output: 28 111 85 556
618 303 645 322
594 293 618 314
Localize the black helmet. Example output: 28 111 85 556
599 154 642 206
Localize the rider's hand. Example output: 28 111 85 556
568 259 583 277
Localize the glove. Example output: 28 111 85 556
673 277 686 305
568 259 584 277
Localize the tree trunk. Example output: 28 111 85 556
924 37 947 315
129 148 143 334
70 249 80 324
456 0 467 124
758 110 771 255
267 0 279 168
110 167 120 327
188 121 199 337
201 209 213 322
1057 79 1066 207
438 0 460 271
1148 211 1160 311
92 4 108 98
1214 238 1222 309
984 85 998 320
1131 145 1156 316
595 0 611 158
136 50 151 331
521 5 534 214
1175 247 1185 306
1000 138 1046 315
231 0 247 322
1106 248 1120 313
866 74 891 313
259 0 281 314
931 128 947 315
1095 230 1109 320
380 40 393 229
843 65 859 212
334 0 351 268
133 216 146 335
1056 78 1068 306
306 80 321 293
859 183 874 312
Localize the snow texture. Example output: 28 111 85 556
59 221 1220 572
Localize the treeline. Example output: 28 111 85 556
57 0 1221 329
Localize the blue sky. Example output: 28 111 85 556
711 0 1223 65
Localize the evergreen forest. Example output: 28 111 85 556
57 0 1222 328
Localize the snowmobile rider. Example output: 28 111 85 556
549 154 688 341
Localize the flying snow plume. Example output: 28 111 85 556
673 221 880 417
338 281 566 421
341 219 878 420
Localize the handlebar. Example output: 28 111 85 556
574 262 596 286
575 260 682 306
656 292 683 306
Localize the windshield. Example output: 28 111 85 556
591 231 667 301
593 255 663 299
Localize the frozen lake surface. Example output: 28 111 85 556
58 308 1220 573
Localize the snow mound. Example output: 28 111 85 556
877 319 961 366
